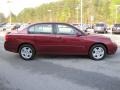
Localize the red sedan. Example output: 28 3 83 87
4 23 117 61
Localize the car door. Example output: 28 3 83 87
54 24 86 55
28 23 58 54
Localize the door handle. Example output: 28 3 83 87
56 36 62 39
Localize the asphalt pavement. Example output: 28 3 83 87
0 35 120 90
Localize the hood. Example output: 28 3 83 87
86 34 107 38
85 34 110 42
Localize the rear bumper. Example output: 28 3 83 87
4 41 18 53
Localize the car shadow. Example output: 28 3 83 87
3 53 120 90
35 55 89 61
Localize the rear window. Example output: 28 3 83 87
28 24 53 34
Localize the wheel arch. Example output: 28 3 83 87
89 43 108 55
17 43 36 53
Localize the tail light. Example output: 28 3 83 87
5 34 8 41
5 32 11 41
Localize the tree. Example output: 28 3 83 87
0 13 6 22
15 0 119 24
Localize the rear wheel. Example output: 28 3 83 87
19 44 35 61
89 44 107 61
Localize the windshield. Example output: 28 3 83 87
114 24 120 27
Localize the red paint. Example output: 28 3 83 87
4 23 117 56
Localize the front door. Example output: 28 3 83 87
54 24 86 55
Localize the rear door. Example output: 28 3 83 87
28 23 57 54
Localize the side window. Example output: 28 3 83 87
28 26 35 33
28 24 53 34
35 24 53 34
57 24 76 35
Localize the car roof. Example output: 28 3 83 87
31 22 72 25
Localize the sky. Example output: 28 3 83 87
0 0 58 17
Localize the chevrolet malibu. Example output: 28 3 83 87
4 23 117 61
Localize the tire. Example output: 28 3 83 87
94 31 96 33
19 44 35 61
89 44 107 61
105 31 107 33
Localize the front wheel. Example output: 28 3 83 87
19 44 35 61
89 44 107 61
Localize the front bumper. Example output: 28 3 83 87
94 29 106 33
108 42 118 55
112 30 120 34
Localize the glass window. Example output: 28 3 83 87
28 26 35 33
96 24 105 27
114 24 120 27
57 24 76 35
28 24 53 34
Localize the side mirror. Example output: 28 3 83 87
76 32 82 37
